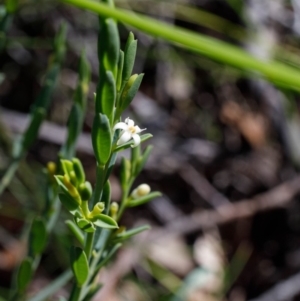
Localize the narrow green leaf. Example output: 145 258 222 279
28 270 72 301
65 220 84 246
116 50 124 92
64 104 81 153
72 158 85 184
114 133 152 152
22 108 45 151
33 64 60 110
30 217 47 256
92 214 118 229
58 193 80 211
122 37 137 83
17 257 33 292
60 160 73 177
62 0 300 91
53 23 67 65
70 247 89 286
127 191 162 207
96 243 122 270
82 284 102 301
135 145 153 176
76 218 96 233
120 73 143 111
100 71 116 123
104 18 120 75
112 225 150 242
92 113 112 165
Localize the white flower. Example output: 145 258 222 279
113 117 146 147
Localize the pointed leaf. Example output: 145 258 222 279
70 247 89 286
120 73 144 111
17 257 33 292
30 217 47 256
93 214 118 229
113 225 150 243
122 36 137 83
76 218 96 233
127 191 162 207
116 50 124 91
104 18 120 75
100 71 116 123
58 193 80 211
135 145 153 176
92 113 112 165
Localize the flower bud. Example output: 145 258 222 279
47 161 56 176
131 184 151 199
110 202 119 220
90 202 105 217
122 74 138 101
63 174 81 202
69 171 77 187
78 181 93 201
72 158 85 184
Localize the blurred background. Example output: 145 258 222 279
3 0 300 300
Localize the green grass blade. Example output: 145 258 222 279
62 0 300 91
28 270 72 301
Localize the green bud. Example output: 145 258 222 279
63 174 81 202
61 159 73 177
119 74 144 112
76 218 95 233
78 181 93 201
120 157 131 190
90 202 105 217
69 171 77 187
110 202 119 220
47 161 56 176
72 158 85 184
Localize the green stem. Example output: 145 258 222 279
81 201 90 218
84 232 94 260
0 159 19 196
62 0 300 91
91 165 105 206
117 177 134 221
69 285 81 301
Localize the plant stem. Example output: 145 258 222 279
117 178 134 221
0 159 19 196
62 0 300 91
84 232 94 260
81 201 90 218
91 165 105 206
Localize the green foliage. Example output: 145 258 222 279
29 217 47 256
70 247 89 286
2 0 160 299
63 0 300 91
17 257 33 292
92 113 112 165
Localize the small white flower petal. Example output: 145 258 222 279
113 122 128 131
131 133 141 147
117 131 132 145
127 118 135 127
134 126 146 134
